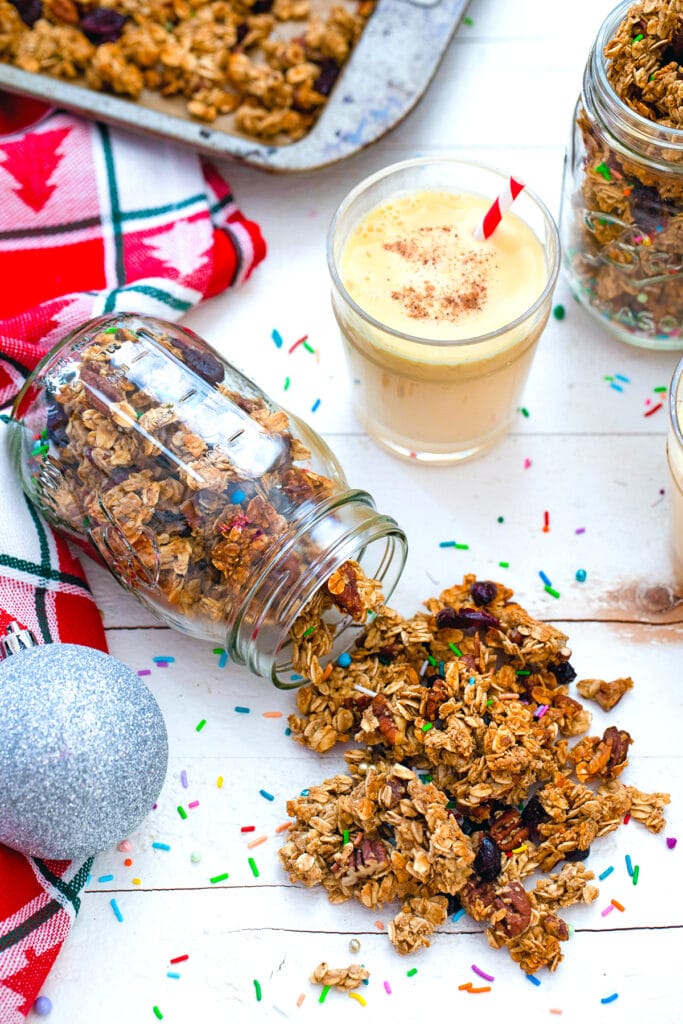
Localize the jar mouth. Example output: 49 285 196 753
228 490 408 689
589 0 683 164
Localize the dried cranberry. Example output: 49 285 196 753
520 794 549 842
470 580 498 606
46 398 69 446
473 834 501 883
80 8 127 43
564 845 591 862
435 606 500 631
314 59 340 97
176 342 224 385
548 661 577 685
251 0 273 11
234 21 249 45
10 0 42 27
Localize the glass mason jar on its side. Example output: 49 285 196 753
9 314 407 688
560 0 683 349
667 356 683 584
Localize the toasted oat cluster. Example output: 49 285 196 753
0 0 375 138
25 317 381 662
279 575 670 970
569 0 683 340
309 962 369 990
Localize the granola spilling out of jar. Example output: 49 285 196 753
279 575 670 971
12 315 385 674
563 0 683 347
0 0 375 139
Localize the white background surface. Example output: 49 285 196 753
36 0 683 1020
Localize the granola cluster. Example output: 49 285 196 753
17 315 381 672
0 0 375 139
279 575 670 971
567 0 683 343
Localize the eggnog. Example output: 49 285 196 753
328 159 560 462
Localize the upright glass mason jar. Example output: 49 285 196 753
560 0 683 349
9 314 407 688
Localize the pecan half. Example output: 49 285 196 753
493 881 532 938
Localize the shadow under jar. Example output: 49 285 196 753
560 0 683 349
9 314 407 688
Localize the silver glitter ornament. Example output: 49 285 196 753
0 633 168 859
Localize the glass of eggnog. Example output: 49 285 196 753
667 357 683 582
328 159 560 463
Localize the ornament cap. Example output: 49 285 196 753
0 621 38 660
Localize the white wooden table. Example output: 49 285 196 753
42 1 683 1020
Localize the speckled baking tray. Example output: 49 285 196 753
0 0 469 171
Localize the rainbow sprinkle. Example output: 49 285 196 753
110 899 124 923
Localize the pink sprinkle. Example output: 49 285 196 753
181 770 188 789
534 704 549 719
188 800 199 809
666 837 677 849
383 981 392 995
601 904 615 917
524 458 532 469
118 839 132 852
471 964 495 982
575 527 586 534
137 669 151 676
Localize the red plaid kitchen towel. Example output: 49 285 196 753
0 93 266 1021
0 94 266 405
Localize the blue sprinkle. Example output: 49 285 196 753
468 676 475 686
539 570 552 587
614 374 630 383
601 993 619 1004
526 974 541 986
284 727 292 736
598 866 614 881
152 842 171 851
438 661 445 676
234 706 251 714
625 854 633 876
290 673 304 682
98 874 114 883
153 656 175 663
231 489 246 503
272 328 283 348
311 398 321 413
218 651 228 669
167 972 181 980
110 898 124 923
610 382 624 392
439 540 456 548
259 789 275 801
300 789 310 797
337 652 352 668
575 568 587 582
452 908 466 923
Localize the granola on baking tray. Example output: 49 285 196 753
279 575 670 971
0 0 375 139
566 0 683 343
19 316 382 664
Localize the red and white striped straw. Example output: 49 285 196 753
473 176 526 241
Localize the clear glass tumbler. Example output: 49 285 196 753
328 158 560 464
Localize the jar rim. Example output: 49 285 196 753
588 0 683 161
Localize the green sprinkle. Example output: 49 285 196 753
254 979 262 1001
210 872 229 884
284 376 291 391
454 542 469 550
519 406 530 417
422 722 433 733
516 670 531 676
499 560 509 568
195 719 206 732
463 15 474 25
649 73 655 81
153 1008 163 1020
319 985 331 1004
497 516 504 523
103 327 118 334
552 304 566 320
248 857 259 878
544 585 561 599
595 162 612 181
632 32 643 41
422 774 432 782
343 830 350 845
302 625 316 638
448 642 463 657
177 806 188 820
427 655 437 667
654 386 667 393
632 865 640 885
406 968 418 977
302 341 316 354
486 699 493 706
